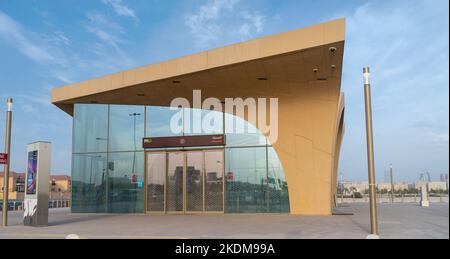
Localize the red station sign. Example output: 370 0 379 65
0 153 8 165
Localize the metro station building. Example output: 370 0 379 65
51 19 346 216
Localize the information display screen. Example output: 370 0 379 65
26 150 38 195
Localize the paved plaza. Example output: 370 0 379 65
0 203 448 239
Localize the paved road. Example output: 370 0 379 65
0 203 448 239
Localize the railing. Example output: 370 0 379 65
0 199 71 211
336 193 449 204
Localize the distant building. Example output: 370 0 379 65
50 175 71 199
342 181 410 194
342 182 369 194
424 181 448 192
1 172 71 200
0 171 25 200
377 182 409 192
409 181 448 192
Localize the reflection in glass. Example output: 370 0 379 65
205 151 224 211
107 152 144 213
186 152 203 212
146 106 183 137
147 153 166 212
73 104 109 153
185 109 224 136
225 147 267 213
109 105 145 152
72 153 107 213
72 104 290 214
167 152 184 212
225 146 290 213
225 113 267 147
267 147 290 213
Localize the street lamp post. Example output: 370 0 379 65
446 174 449 193
129 113 141 176
363 68 379 237
390 164 395 204
2 98 13 227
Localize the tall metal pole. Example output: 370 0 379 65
2 98 13 227
390 164 395 204
363 68 379 236
129 113 141 176
445 174 449 193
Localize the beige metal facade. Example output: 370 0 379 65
52 18 346 215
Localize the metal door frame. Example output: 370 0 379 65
144 151 167 215
145 149 225 215
165 151 185 215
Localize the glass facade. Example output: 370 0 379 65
72 153 107 213
73 104 108 153
72 104 145 213
225 147 267 213
72 104 290 214
107 152 144 213
109 105 145 152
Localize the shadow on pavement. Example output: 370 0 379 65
49 214 118 226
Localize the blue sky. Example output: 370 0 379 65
0 0 448 182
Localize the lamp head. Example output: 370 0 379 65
363 67 371 85
7 98 13 111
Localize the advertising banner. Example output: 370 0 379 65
26 151 38 195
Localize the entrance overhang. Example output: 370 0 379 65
51 18 345 115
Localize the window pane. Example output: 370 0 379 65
205 151 224 211
184 108 224 136
73 104 108 153
167 152 184 212
146 153 166 212
72 153 107 213
107 152 144 213
267 147 290 213
146 106 183 137
109 105 145 152
225 114 267 147
225 147 267 213
186 152 204 212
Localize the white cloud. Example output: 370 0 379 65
337 0 449 181
0 9 136 88
85 13 125 50
185 0 266 48
101 0 137 19
242 11 265 33
429 132 449 143
0 11 65 66
83 12 133 68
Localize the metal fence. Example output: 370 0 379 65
336 193 449 204
0 200 71 211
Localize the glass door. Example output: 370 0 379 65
204 151 224 212
146 153 166 212
166 152 184 213
146 150 224 214
186 151 204 212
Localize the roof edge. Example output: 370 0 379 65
52 18 346 109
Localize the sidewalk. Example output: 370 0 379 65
0 203 448 239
